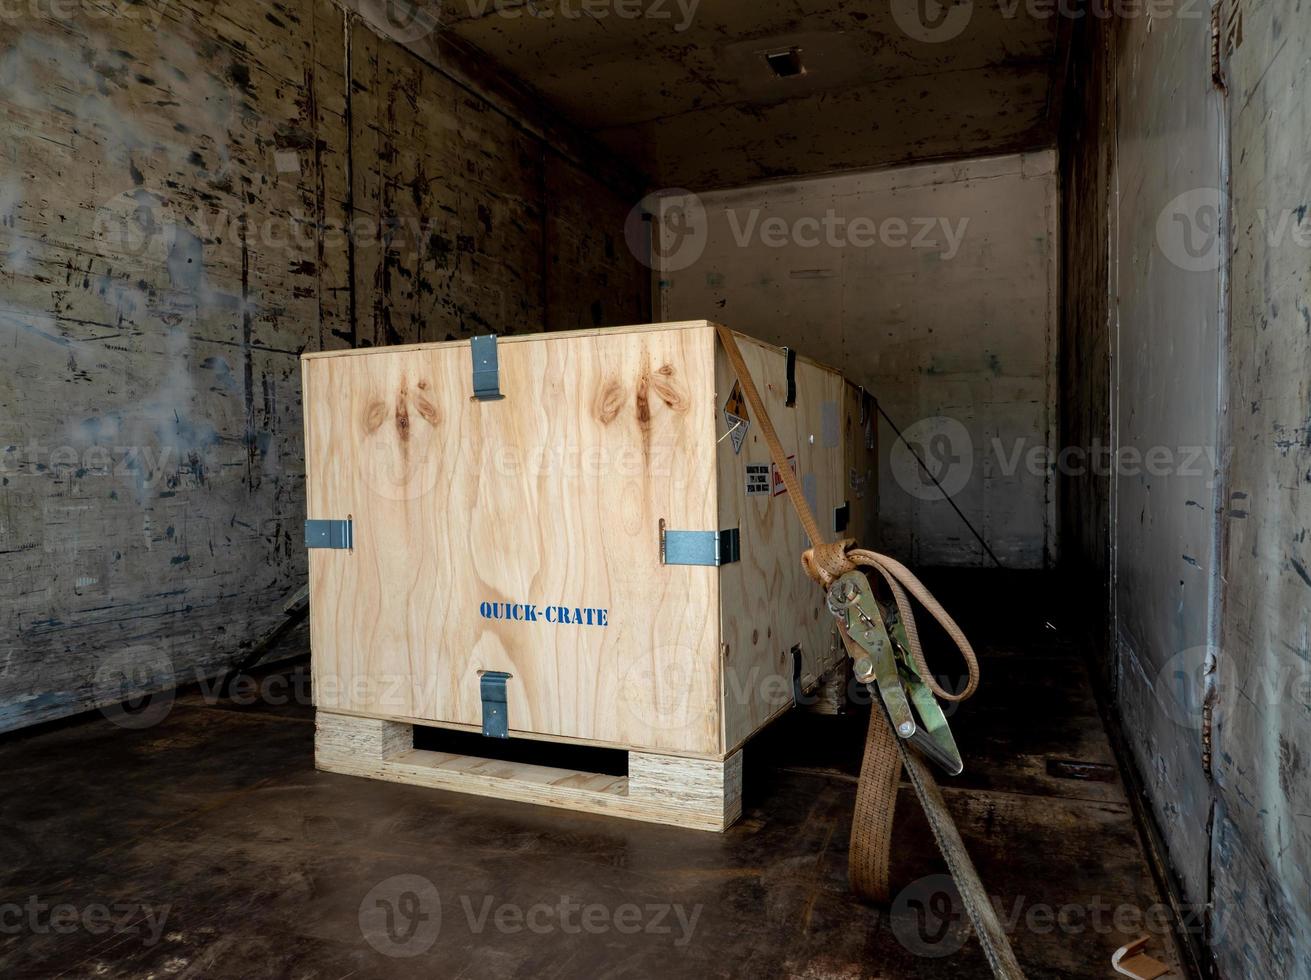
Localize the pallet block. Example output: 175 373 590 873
315 710 744 832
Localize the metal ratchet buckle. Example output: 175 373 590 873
826 570 964 775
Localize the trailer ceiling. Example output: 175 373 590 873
442 0 1063 189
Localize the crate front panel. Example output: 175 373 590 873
303 326 723 756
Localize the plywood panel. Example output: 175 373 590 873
304 323 723 756
714 338 852 750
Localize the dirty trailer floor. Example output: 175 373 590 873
1 572 1186 979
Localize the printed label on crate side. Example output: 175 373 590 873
745 464 770 495
478 601 608 627
722 381 750 454
771 455 798 496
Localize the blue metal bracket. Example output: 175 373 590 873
661 526 740 567
305 518 353 550
471 334 505 401
480 671 511 738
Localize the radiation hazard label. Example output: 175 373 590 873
722 381 750 454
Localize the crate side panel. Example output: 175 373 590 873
715 337 846 751
843 382 880 552
304 326 722 756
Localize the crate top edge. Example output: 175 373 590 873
301 320 719 362
300 320 846 379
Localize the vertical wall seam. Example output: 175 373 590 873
343 10 358 349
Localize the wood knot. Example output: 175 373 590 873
395 392 410 438
362 400 387 434
650 363 688 411
594 379 626 425
413 389 440 425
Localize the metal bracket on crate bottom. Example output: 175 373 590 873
660 523 741 567
480 671 511 739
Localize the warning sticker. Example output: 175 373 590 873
771 455 798 496
746 464 770 495
722 381 750 455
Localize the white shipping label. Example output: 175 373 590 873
746 464 770 495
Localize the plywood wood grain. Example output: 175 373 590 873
715 338 853 751
305 322 723 756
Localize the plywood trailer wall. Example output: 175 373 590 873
0 3 648 733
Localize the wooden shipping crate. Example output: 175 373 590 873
302 320 877 829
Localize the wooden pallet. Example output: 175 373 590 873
315 710 743 832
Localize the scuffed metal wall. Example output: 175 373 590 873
1212 0 1311 973
658 153 1059 568
1061 0 1311 973
0 1 646 733
1111 0 1226 914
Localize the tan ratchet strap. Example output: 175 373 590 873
713 324 1023 979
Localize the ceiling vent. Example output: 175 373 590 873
764 47 806 79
